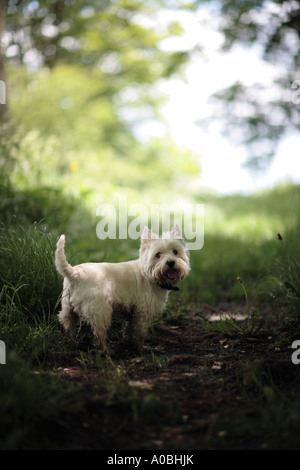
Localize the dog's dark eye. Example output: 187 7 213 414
173 249 178 255
156 253 161 258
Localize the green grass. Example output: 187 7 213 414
0 353 80 450
0 224 62 320
1 183 300 449
1 183 300 354
211 358 300 450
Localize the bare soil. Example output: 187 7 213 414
50 302 298 450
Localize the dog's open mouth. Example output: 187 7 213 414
160 270 180 291
164 270 178 282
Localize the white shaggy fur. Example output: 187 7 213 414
55 225 190 353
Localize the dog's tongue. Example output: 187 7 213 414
166 270 177 280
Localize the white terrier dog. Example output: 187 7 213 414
55 225 190 353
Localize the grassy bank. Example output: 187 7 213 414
1 183 300 449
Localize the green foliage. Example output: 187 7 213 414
5 0 190 146
3 0 200 202
0 186 79 230
6 0 189 74
0 120 19 190
7 63 200 197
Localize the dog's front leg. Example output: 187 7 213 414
132 311 150 352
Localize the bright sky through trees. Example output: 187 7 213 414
152 8 300 194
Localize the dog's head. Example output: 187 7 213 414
139 225 190 290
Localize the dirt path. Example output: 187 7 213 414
53 304 296 450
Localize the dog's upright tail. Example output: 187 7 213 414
55 235 74 279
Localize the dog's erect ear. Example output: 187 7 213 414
171 224 182 240
162 224 183 241
140 226 159 245
169 224 187 247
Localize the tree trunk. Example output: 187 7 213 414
0 0 8 121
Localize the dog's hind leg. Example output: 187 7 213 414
88 305 112 353
58 292 78 339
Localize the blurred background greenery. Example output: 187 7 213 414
1 0 300 451
0 0 299 300
1 0 300 204
0 0 299 311
1 0 201 206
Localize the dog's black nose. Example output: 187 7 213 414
166 259 175 268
